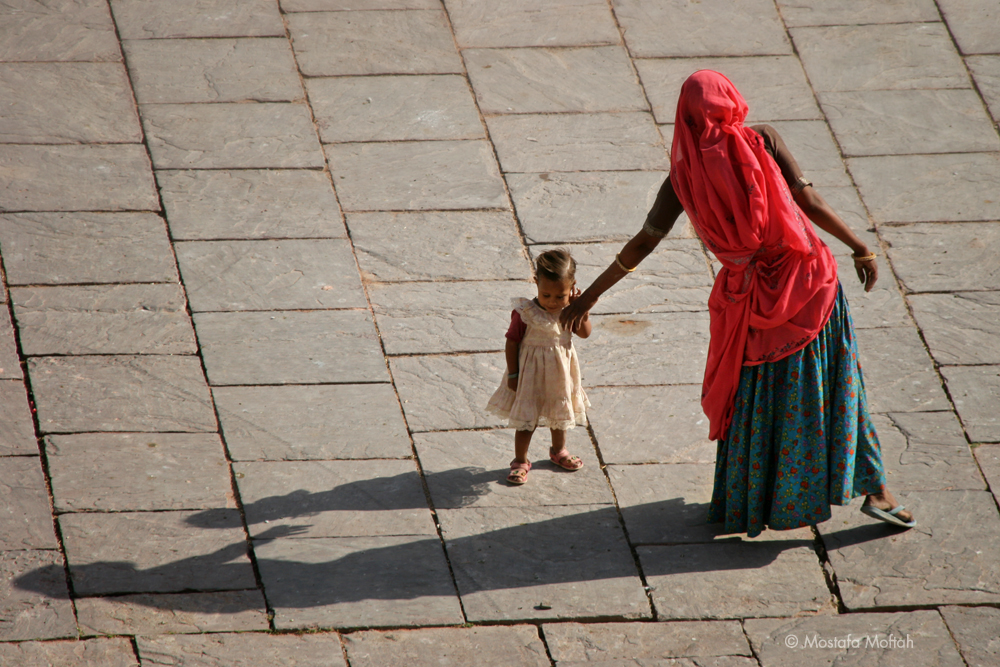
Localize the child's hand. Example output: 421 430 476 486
568 286 582 303
507 376 518 391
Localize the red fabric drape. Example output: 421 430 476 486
670 70 838 441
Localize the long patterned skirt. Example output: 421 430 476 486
708 283 885 537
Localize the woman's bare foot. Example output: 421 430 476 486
863 489 914 524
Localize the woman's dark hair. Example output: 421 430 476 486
534 248 576 283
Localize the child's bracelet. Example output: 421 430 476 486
507 372 519 379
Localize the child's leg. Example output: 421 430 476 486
549 428 583 470
513 429 533 463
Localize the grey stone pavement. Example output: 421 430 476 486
0 0 999 665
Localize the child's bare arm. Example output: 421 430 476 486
572 311 592 338
505 339 519 390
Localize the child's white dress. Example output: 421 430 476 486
487 297 590 431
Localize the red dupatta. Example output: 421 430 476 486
670 70 838 441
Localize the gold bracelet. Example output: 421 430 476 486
852 252 877 262
615 253 636 273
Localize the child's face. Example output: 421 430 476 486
536 276 575 313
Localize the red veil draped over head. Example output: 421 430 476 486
670 70 839 441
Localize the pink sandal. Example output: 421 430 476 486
550 450 583 471
507 460 531 485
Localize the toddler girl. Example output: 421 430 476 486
487 248 592 485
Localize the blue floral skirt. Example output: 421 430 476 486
708 283 885 537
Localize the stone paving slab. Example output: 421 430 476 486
214 384 412 460
855 326 951 413
234 459 437 538
176 239 366 312
329 140 506 211
348 210 529 281
110 0 285 39
29 355 217 434
75 590 269 636
776 0 941 27
194 310 388 385
45 433 232 512
937 0 1000 56
487 112 668 173
0 380 36 456
819 490 1000 609
638 540 833 620
0 550 75 641
0 638 137 667
142 103 324 170
369 280 529 355
0 144 158 212
967 55 1000 123
791 23 970 92
413 428 612 509
813 185 872 236
0 458 57 550
0 308 21 379
344 625 550 667
308 75 484 143
542 621 752 664
975 445 1000 505
939 605 1000 667
465 46 646 114
443 0 620 48
587 385 714 464
287 10 463 77
614 0 791 57
253 534 464 629
745 610 965 667
0 63 141 144
11 284 197 356
124 38 301 105
0 213 175 285
870 414 985 493
831 257 912 330
136 633 345 667
60 510 255 595
438 505 649 622
0 0 120 62
909 292 1000 365
888 410 969 446
762 120 853 189
940 365 1000 442
285 0 440 9
881 223 1000 291
157 169 344 241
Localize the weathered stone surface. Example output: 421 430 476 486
819 491 1000 608
0 308 21 379
855 327 951 413
308 75 483 143
940 605 1000 667
254 535 464 629
509 171 669 244
0 0 120 62
813 185 872 235
214 384 412 461
614 0 791 57
746 611 965 666
0 380 36 456
60 510 255 595
0 550 77 641
369 280 529 355
0 638 136 667
636 56 820 125
639 541 833 619
776 0 941 27
888 410 969 446
975 445 1000 505
234 460 437 538
0 63 140 143
29 355 217 434
11 284 197 355
45 433 232 512
444 0 620 48
0 213 175 285
941 365 1000 442
195 311 388 385
763 120 853 188
870 414 984 492
124 37 301 104
413 428 613 509
439 505 649 621
345 626 549 667
543 621 752 663
832 255 912 330
286 0 439 8
137 633 345 666
938 0 1000 55
580 312 710 386
76 590 269 636
587 386 714 464
465 46 646 114
486 112 668 173
968 55 1000 123
881 223 1000 290
142 103 324 169
287 10 462 76
110 0 285 38
0 145 158 211
607 463 722 543
390 352 507 431
792 23 969 92
158 169 344 240
0 458 56 550
910 292 1000 365
327 140 506 211
348 210 529 281
176 239 366 312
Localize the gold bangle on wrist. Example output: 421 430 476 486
615 253 636 273
851 252 877 262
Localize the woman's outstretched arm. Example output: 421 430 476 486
794 186 878 291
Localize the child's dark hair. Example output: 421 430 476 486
534 248 576 283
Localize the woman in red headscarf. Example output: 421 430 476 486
561 70 915 536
